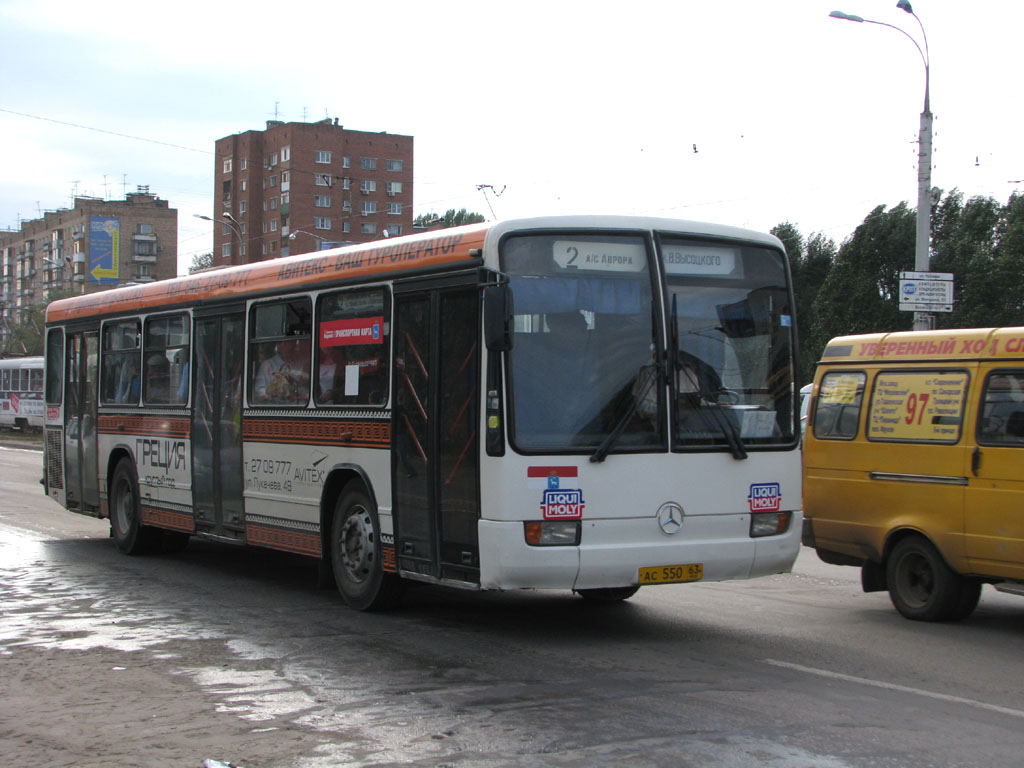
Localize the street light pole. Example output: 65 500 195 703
193 213 244 263
831 1 933 331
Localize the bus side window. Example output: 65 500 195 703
812 371 866 440
101 320 141 405
143 314 190 406
249 298 313 406
979 371 1024 445
314 288 390 407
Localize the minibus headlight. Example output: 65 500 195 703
524 521 580 546
750 511 792 538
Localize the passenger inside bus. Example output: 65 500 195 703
253 337 311 404
145 354 171 404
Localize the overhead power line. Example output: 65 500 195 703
0 107 213 155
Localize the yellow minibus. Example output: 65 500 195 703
802 327 1024 621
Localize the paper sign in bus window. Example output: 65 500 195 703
868 371 968 443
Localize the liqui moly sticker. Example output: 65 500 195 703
540 488 585 519
527 465 579 490
748 482 781 512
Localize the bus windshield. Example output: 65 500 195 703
503 232 796 453
504 232 661 453
662 236 796 450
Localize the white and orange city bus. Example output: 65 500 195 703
0 356 44 431
43 216 802 610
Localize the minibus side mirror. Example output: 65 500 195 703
483 285 514 352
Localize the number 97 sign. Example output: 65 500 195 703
868 371 968 443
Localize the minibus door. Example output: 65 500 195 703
966 368 1024 579
64 330 99 513
191 313 245 540
392 282 481 585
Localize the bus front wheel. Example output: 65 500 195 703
330 484 403 611
109 459 160 555
886 536 980 622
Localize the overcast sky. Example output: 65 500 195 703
2 0 1022 276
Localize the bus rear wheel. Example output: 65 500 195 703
330 484 403 611
109 458 160 555
886 536 979 621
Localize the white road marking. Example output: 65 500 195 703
765 658 1024 720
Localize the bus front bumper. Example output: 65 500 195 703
477 511 803 591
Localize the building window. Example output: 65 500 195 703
387 202 402 215
315 195 331 208
240 158 247 171
342 156 350 169
223 158 232 173
342 200 351 212
342 178 351 191
316 150 332 164
361 201 376 215
387 159 402 172
281 146 291 162
315 173 332 187
360 179 376 194
240 179 247 192
281 170 290 182
136 264 152 279
361 222 376 235
266 152 278 168
239 201 247 215
280 192 289 206
269 175 278 187
342 221 350 234
361 157 377 170
385 224 402 236
262 222 268 234
222 244 231 258
386 181 402 196
270 220 278 232
315 217 332 230
270 197 279 210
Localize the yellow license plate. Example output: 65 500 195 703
638 563 704 584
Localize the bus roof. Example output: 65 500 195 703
46 214 785 325
821 327 1024 363
47 222 492 324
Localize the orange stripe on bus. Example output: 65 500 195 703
47 224 489 323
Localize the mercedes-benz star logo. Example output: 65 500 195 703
657 503 684 535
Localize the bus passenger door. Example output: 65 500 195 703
393 284 481 584
192 313 245 540
64 330 99 513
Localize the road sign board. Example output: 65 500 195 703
899 272 954 313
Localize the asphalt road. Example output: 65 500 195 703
2 443 1023 767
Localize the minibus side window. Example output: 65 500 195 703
978 371 1024 446
812 371 865 440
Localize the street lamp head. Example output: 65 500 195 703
897 0 913 13
830 10 864 22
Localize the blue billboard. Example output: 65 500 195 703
89 217 120 284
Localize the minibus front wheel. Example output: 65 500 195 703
886 536 981 622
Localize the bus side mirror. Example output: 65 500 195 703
483 285 514 352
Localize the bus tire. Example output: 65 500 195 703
109 458 160 555
330 483 403 611
886 536 972 621
575 586 640 602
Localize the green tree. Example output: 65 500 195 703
414 209 486 228
189 252 214 273
807 202 916 358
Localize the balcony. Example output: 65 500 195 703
132 254 157 263
132 233 157 242
72 227 85 240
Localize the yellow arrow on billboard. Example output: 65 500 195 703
91 224 120 281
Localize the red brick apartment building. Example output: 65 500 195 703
213 119 414 265
0 189 177 347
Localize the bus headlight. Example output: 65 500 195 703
524 521 580 546
750 511 792 538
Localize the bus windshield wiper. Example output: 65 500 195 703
590 363 661 464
